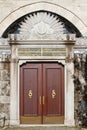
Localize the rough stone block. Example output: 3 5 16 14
0 96 10 104
0 63 4 70
1 81 10 96
0 82 2 96
3 63 10 71
0 103 10 126
4 104 10 119
0 104 4 113
1 70 10 81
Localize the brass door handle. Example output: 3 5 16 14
52 89 56 99
39 96 42 105
39 96 45 105
43 96 45 105
28 90 32 98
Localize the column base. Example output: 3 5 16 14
10 119 20 126
64 119 75 126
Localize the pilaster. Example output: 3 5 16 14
65 44 75 126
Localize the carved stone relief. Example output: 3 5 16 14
19 12 66 40
18 47 66 57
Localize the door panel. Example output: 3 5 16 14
20 63 42 124
20 62 64 124
24 68 38 116
43 63 64 124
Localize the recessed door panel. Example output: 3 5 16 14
43 63 64 124
20 62 64 124
24 68 38 116
20 63 42 124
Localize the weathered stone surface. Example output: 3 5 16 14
0 62 10 127
0 126 81 130
0 104 4 113
1 82 10 96
74 53 87 127
0 96 10 104
1 70 10 81
0 103 10 126
4 104 10 118
0 82 2 95
0 63 4 70
0 104 10 118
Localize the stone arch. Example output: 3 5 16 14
0 1 87 37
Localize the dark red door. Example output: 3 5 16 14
20 63 42 124
20 63 64 124
43 63 64 124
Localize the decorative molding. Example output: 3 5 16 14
18 47 66 57
8 34 76 44
19 12 66 40
18 59 65 66
76 37 87 46
57 60 66 65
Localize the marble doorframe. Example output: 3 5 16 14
10 40 75 126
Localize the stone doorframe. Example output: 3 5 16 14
9 38 75 126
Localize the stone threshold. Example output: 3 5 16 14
0 126 82 130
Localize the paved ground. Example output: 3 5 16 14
0 126 82 130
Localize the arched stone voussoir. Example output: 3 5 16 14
0 1 87 37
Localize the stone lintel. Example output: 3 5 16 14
9 40 76 46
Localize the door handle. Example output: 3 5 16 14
52 89 56 99
39 96 45 105
43 96 45 105
39 96 42 105
28 90 32 98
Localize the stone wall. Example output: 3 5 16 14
74 53 87 127
0 45 87 127
0 62 10 126
0 0 87 37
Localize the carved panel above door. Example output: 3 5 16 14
18 12 66 40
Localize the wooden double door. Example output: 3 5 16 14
20 62 64 124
